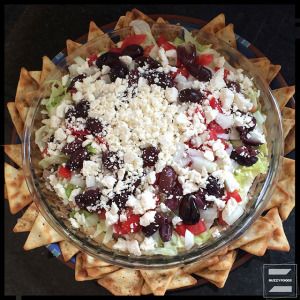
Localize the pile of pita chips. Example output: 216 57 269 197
5 9 295 296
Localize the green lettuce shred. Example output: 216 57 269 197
38 154 68 169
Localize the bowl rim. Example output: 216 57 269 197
22 24 284 269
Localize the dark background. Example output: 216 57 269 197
4 4 295 296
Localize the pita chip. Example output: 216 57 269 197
156 17 168 24
97 268 144 295
272 86 295 110
284 127 295 155
216 24 237 48
282 107 295 120
59 240 80 262
267 64 281 84
81 253 111 268
208 251 237 271
23 213 64 250
280 157 295 179
265 208 290 251
131 8 155 25
282 119 295 139
7 102 24 139
29 71 41 84
199 13 225 34
5 163 32 214
88 21 114 51
277 178 295 221
4 144 22 168
264 184 289 211
140 267 178 296
13 202 39 233
195 251 237 288
66 39 82 56
249 57 270 81
228 216 275 250
40 56 61 84
75 252 96 281
182 255 220 274
4 184 8 199
141 281 152 295
240 236 270 256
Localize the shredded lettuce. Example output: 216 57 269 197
103 226 113 244
253 110 267 125
65 183 76 198
86 144 97 155
194 230 212 245
130 19 157 47
183 28 211 52
35 125 54 152
39 154 68 169
44 80 67 116
172 37 185 46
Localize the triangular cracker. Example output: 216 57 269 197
182 255 220 274
81 252 111 268
282 118 295 139
280 157 295 179
66 39 83 56
284 127 295 155
282 107 295 120
249 57 270 81
5 162 32 214
272 86 295 110
267 64 281 84
86 265 120 278
13 202 39 232
264 184 289 211
59 240 80 262
216 24 237 48
7 102 24 139
208 251 236 271
277 178 295 221
23 213 64 250
131 8 155 25
75 252 96 281
40 56 61 84
140 267 178 296
199 13 225 34
4 144 22 168
265 208 290 251
29 71 41 84
156 17 168 24
228 216 275 250
240 236 270 256
97 268 144 295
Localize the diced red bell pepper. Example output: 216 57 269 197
214 67 230 80
95 136 107 145
144 45 154 57
109 47 123 54
98 209 106 220
87 54 98 66
121 34 147 49
175 220 207 236
157 34 176 51
114 210 141 235
224 190 242 203
197 54 213 66
209 97 222 113
218 211 227 226
170 66 189 79
58 166 72 179
70 128 90 137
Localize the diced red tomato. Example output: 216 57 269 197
98 209 106 220
224 190 242 203
218 211 227 226
144 45 154 56
197 54 213 66
209 97 222 112
214 67 230 80
157 34 176 51
87 54 98 66
175 220 207 236
70 128 90 137
95 136 107 145
208 121 225 135
170 66 189 79
114 210 141 235
58 166 72 179
109 47 123 54
121 34 147 49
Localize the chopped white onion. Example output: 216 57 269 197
200 206 218 229
191 156 217 173
70 175 85 188
86 175 96 188
184 229 195 250
215 113 234 129
217 133 230 140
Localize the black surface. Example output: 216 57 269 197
4 4 295 296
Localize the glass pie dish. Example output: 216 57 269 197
23 24 283 269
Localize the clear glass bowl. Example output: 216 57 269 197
23 24 283 269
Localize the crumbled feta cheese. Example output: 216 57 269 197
203 150 214 161
158 47 169 67
204 106 219 124
50 115 61 128
234 93 253 112
147 171 156 185
139 190 157 211
184 229 194 250
101 176 117 189
140 236 157 251
172 216 183 227
126 240 141 256
119 55 133 66
224 171 240 192
139 210 156 227
222 198 244 225
81 161 99 177
165 87 178 103
160 202 171 213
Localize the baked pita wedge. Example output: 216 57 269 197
75 252 96 281
4 144 22 168
81 253 111 268
277 178 295 221
182 255 220 274
267 64 281 84
66 39 83 56
59 240 80 262
13 202 39 233
216 24 236 48
284 127 295 155
272 86 295 110
282 118 295 139
249 57 271 81
199 13 225 34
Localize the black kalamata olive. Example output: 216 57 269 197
205 175 225 198
179 88 205 104
236 116 257 135
128 69 140 86
102 151 123 171
122 44 144 59
61 138 83 155
96 52 120 69
65 106 76 121
186 64 212 82
86 118 103 135
177 42 196 66
159 217 173 242
109 62 129 82
226 80 241 93
158 166 177 194
230 145 259 166
74 100 90 119
135 56 161 69
67 74 87 93
112 191 130 210
193 189 209 210
142 146 159 167
146 71 174 88
75 189 101 212
142 213 160 237
179 194 200 225
66 147 89 171
165 182 183 211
